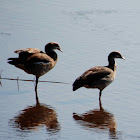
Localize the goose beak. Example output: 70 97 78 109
58 48 63 52
122 56 125 60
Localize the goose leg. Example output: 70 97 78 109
35 76 39 92
35 89 39 105
99 97 103 111
35 87 39 105
35 76 39 104
99 90 102 101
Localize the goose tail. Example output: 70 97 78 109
7 58 18 65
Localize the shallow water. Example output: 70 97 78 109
1 0 140 140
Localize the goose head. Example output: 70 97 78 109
45 42 63 52
108 51 125 60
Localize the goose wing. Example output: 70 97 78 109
15 48 42 54
24 53 55 77
81 66 112 81
73 66 112 91
15 48 43 59
25 53 55 68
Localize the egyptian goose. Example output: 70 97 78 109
73 51 125 101
8 42 62 91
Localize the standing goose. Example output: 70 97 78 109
73 51 125 101
8 42 62 91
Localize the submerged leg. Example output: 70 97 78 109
99 90 102 101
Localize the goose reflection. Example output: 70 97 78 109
73 100 117 139
9 91 60 133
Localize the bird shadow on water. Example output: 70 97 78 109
73 100 121 140
9 89 60 137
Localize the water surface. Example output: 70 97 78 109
0 0 140 140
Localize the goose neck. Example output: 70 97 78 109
46 51 57 61
108 56 116 70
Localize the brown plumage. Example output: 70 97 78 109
8 42 62 91
73 51 125 101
